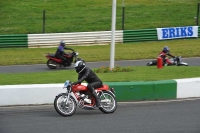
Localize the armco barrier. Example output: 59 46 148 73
0 34 28 48
0 27 200 48
0 78 200 106
123 29 158 43
28 31 123 47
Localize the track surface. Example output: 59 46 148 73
0 99 200 133
0 58 199 73
0 58 200 133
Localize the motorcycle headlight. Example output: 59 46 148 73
76 52 79 56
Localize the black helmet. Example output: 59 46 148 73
74 60 86 73
60 40 65 47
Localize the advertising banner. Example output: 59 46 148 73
156 26 198 40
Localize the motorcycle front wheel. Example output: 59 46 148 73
54 94 77 117
98 91 117 114
47 59 57 69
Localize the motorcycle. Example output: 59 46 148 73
46 50 81 69
54 80 117 117
146 56 188 66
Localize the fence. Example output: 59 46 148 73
0 27 200 48
28 31 123 48
0 34 28 48
123 29 157 43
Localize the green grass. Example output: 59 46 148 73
0 0 200 85
0 38 199 85
0 0 199 34
1 66 200 85
0 38 199 66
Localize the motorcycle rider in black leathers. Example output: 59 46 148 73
55 40 74 67
71 60 103 108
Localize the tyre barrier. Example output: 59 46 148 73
0 78 200 106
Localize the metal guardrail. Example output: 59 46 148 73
28 31 123 48
123 28 158 43
0 34 28 48
0 28 199 48
199 26 200 37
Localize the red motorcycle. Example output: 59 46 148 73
45 50 80 69
54 80 117 117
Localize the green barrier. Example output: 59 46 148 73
105 80 177 101
124 27 200 43
199 26 200 38
0 34 28 48
153 80 177 100
123 29 158 43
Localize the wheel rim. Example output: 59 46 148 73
99 93 116 111
48 60 57 68
56 96 75 115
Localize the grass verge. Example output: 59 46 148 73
0 66 200 85
0 0 199 34
0 39 200 66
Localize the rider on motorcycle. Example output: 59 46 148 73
71 60 103 109
158 46 175 65
55 40 74 67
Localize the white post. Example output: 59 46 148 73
110 0 117 70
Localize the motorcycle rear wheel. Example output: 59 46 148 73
98 91 117 114
47 59 57 69
54 94 77 117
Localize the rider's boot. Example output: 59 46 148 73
91 90 102 109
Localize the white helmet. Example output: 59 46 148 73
60 40 65 47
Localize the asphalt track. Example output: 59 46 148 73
0 57 200 73
0 58 200 133
0 99 200 133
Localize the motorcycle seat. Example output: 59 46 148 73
96 85 109 91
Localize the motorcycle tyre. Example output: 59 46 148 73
98 91 117 114
47 59 57 69
177 64 188 66
146 63 153 66
146 60 157 66
54 94 77 117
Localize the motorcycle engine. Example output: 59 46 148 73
80 93 91 104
